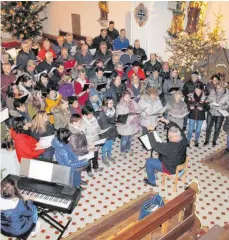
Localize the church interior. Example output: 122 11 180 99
1 1 229 240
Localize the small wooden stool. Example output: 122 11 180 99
162 157 190 192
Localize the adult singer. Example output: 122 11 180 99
144 117 187 187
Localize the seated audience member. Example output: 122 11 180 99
10 117 45 163
160 62 170 83
52 35 65 56
74 69 90 106
75 44 93 65
110 61 128 83
138 88 163 134
116 91 141 156
56 47 74 64
50 62 65 88
120 46 138 67
223 107 229 153
35 73 51 96
144 68 163 96
85 36 94 50
143 53 162 77
133 40 147 65
24 60 37 82
113 29 129 50
204 81 229 146
94 42 112 63
38 39 57 61
86 88 102 112
9 99 31 125
16 40 36 71
205 74 220 95
68 96 82 115
45 87 62 124
53 99 71 130
52 128 88 188
1 178 40 238
127 61 145 81
30 111 55 161
92 28 112 50
58 75 75 98
106 21 119 41
104 73 126 106
37 51 56 74
127 74 144 103
96 98 117 165
17 75 33 97
144 117 187 187
105 54 120 72
186 84 209 147
64 33 78 56
167 90 189 129
81 106 103 174
163 68 184 105
27 88 45 118
1 63 16 100
6 83 23 110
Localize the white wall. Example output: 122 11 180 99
42 1 131 38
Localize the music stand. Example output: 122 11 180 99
20 159 74 240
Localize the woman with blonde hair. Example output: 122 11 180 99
53 99 71 130
166 90 189 129
30 111 55 161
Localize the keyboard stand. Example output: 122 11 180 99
37 207 72 240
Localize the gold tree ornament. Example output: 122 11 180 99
19 33 24 39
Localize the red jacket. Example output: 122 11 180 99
127 68 146 80
11 129 45 163
74 79 89 106
38 47 57 61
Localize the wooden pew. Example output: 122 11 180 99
64 181 201 240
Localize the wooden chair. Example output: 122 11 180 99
162 157 190 192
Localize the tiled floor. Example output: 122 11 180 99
2 123 229 240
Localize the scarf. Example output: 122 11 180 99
116 70 125 78
105 107 115 118
120 99 139 125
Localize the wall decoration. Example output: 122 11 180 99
167 1 186 37
99 1 109 20
185 1 208 34
134 3 148 27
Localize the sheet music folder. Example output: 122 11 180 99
20 158 71 186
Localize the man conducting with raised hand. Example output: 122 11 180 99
143 117 187 187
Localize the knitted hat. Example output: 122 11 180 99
90 87 98 97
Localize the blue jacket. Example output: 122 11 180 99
1 198 35 237
51 137 88 184
113 37 129 50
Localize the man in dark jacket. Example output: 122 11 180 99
75 44 94 65
133 40 147 65
105 54 120 72
144 117 187 186
92 29 113 50
52 35 65 56
37 51 56 74
24 60 37 82
143 53 162 77
94 42 112 63
106 21 119 41
50 62 65 88
16 40 36 71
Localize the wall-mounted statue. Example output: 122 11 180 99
185 1 207 34
167 1 186 37
99 1 109 20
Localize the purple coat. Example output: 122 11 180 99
58 83 75 98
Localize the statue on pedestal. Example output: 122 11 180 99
99 1 109 20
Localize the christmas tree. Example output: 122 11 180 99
1 1 50 40
165 12 227 79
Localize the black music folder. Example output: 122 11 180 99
83 83 90 91
96 83 107 91
115 114 128 124
168 87 180 92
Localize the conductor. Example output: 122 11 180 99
144 117 188 187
